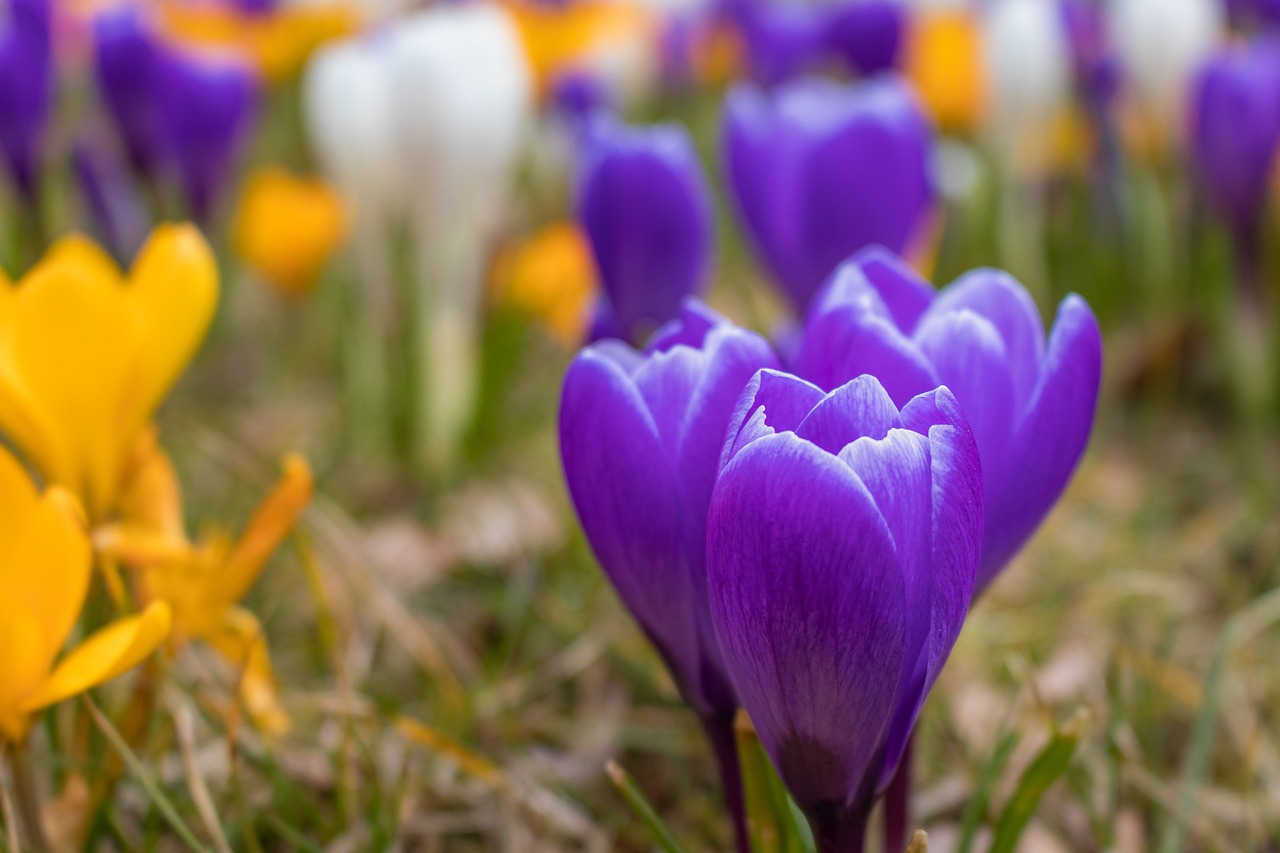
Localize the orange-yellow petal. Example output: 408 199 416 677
1 485 92 674
202 607 290 735
493 223 596 347
904 10 987 135
0 605 50 741
34 233 125 287
127 224 219 421
232 167 349 296
116 429 189 542
210 455 313 614
22 602 172 713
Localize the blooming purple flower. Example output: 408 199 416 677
708 370 982 850
560 301 779 848
795 248 1103 591
0 0 53 198
722 75 935 315
1190 37 1280 234
92 6 165 178
156 47 259 222
579 118 714 344
726 0 826 87
822 0 904 77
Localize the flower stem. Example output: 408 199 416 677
700 713 749 853
6 740 51 852
883 735 914 853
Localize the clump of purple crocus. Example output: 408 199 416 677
709 371 982 851
579 118 715 344
722 75 935 315
560 300 778 850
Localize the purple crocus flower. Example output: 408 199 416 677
1190 37 1280 237
722 75 935 315
560 300 779 850
156 47 259 222
0 0 53 198
727 0 826 86
579 118 714 345
708 370 982 851
822 0 904 77
92 6 164 178
795 248 1103 591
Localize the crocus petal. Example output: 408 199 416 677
23 602 171 712
708 431 907 812
128 224 220 418
560 349 702 697
0 605 46 740
203 606 291 735
209 455 313 616
979 294 1101 588
795 375 904 455
913 310 1016 476
811 247 935 334
720 368 826 467
796 304 937 405
923 268 1045 406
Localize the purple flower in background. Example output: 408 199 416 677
1190 37 1280 235
822 0 904 77
579 118 714 344
73 136 150 262
0 0 53 198
726 0 826 86
722 75 935 315
549 68 612 126
1060 0 1119 105
156 47 259 222
708 371 981 851
93 6 164 178
560 300 779 850
796 248 1102 591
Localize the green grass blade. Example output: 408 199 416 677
83 696 212 853
606 761 690 853
956 729 1020 853
987 710 1089 853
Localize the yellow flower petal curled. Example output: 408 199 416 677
203 607 291 735
213 454 313 616
22 602 172 714
232 167 349 297
0 606 51 741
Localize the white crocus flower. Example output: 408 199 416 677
1109 0 1224 142
981 0 1072 177
389 3 534 473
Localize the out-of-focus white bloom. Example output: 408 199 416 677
1109 0 1224 138
981 0 1072 176
302 35 403 228
389 3 534 471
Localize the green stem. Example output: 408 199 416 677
6 740 51 852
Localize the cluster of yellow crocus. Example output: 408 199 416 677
0 224 311 744
492 222 598 347
0 446 170 744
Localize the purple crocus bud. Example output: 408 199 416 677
795 248 1103 592
579 117 715 344
73 136 150 262
560 300 779 848
722 75 935 315
156 47 259 222
822 0 904 77
1060 0 1119 104
708 370 982 850
93 5 164 178
0 0 53 198
1190 37 1280 236
729 0 826 87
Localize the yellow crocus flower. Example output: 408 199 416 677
232 166 349 297
0 447 171 744
491 222 597 347
159 0 359 82
99 444 314 735
903 9 987 136
0 225 218 523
